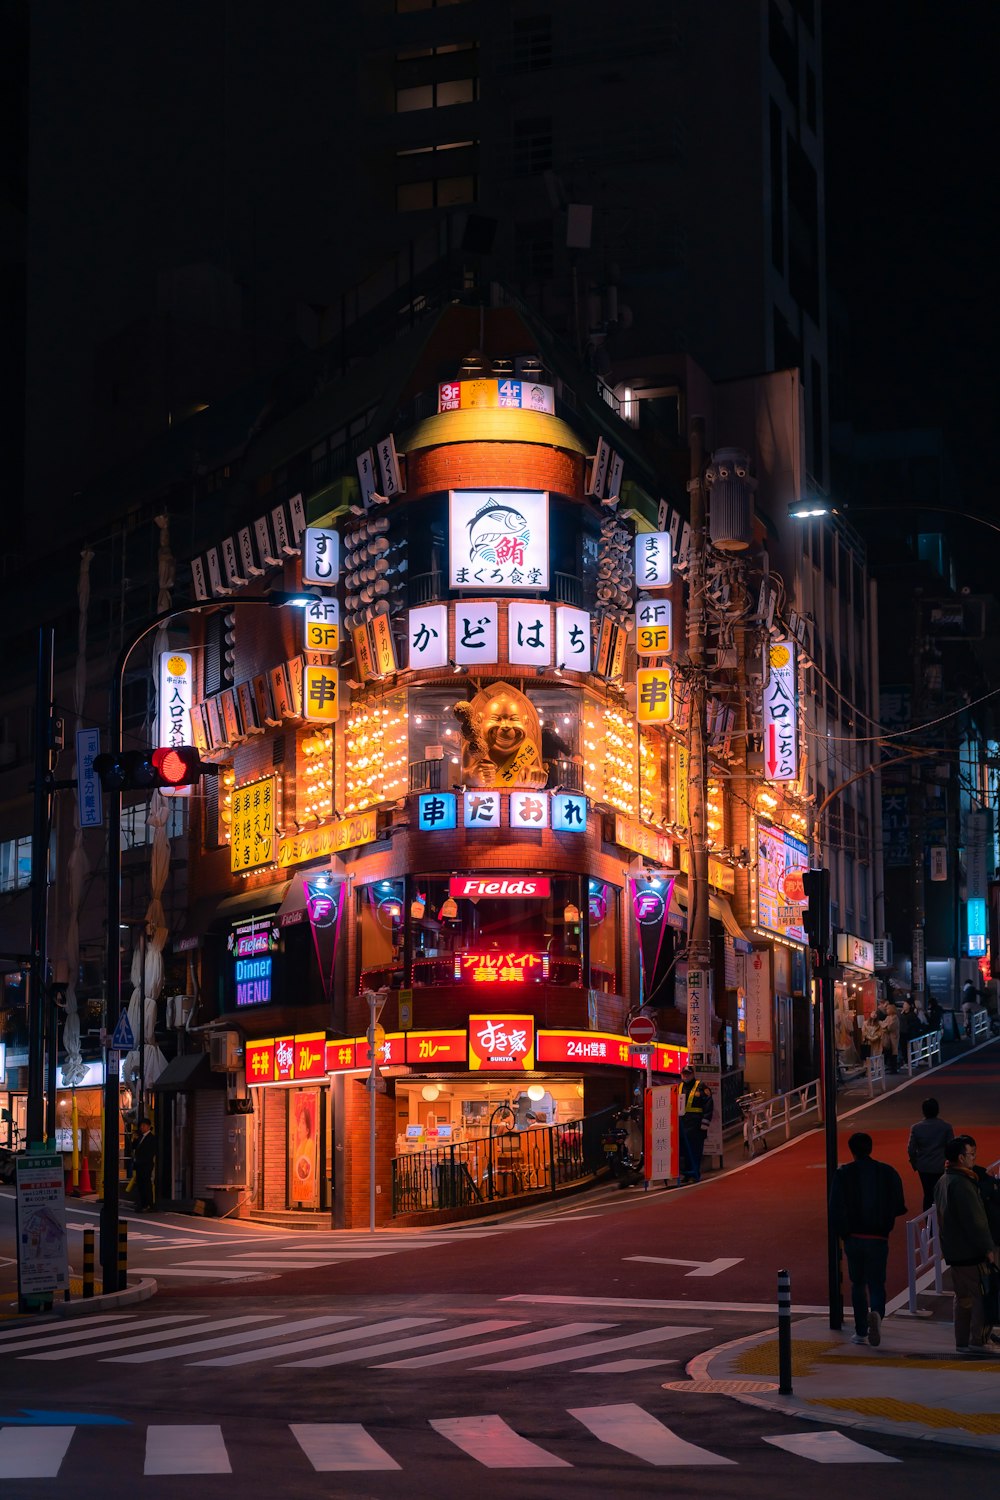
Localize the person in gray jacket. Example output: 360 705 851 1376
907 1097 954 1210
935 1136 998 1356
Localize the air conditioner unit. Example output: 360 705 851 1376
209 1031 243 1072
873 938 893 970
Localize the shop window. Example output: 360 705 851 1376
357 879 405 991
588 880 620 994
397 175 476 211
409 873 586 989
396 78 476 111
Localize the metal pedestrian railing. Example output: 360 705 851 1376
865 1054 887 1096
746 1079 821 1142
906 1029 943 1074
391 1110 613 1216
970 1009 991 1042
904 1155 1000 1314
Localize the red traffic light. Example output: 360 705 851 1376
151 746 203 787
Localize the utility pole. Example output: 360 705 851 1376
27 626 55 1147
685 417 713 1060
910 592 926 1015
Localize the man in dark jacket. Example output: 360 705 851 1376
935 1136 998 1355
829 1131 906 1347
907 1097 954 1210
133 1118 157 1212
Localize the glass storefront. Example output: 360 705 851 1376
357 874 621 994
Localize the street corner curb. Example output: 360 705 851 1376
53 1276 158 1319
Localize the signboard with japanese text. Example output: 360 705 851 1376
75 726 103 829
535 1030 689 1073
332 811 379 854
269 663 292 720
157 651 193 749
636 667 673 723
609 626 627 681
15 1152 68 1296
555 605 591 671
464 790 501 829
454 602 499 663
836 933 875 973
369 613 397 676
614 815 674 865
509 790 549 829
686 968 711 1060
376 435 403 497
635 532 672 588
408 605 448 669
352 622 377 681
303 666 340 722
326 1038 357 1072
438 379 555 414
675 744 689 829
253 673 276 727
230 775 277 873
304 597 340 654
302 527 340 585
745 949 772 1052
635 599 672 655
418 792 457 831
449 490 549 590
246 1038 276 1083
551 793 587 832
220 687 242 745
460 952 550 983
468 1014 535 1070
356 448 378 507
595 618 615 677
405 1030 467 1065
357 1032 405 1067
756 822 809 944
763 640 799 782
644 1085 679 1182
292 1032 327 1080
508 603 552 666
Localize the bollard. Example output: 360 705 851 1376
117 1219 128 1289
777 1268 793 1394
82 1227 95 1299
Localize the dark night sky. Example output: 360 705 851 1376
822 2 997 489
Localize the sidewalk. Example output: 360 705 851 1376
689 1306 1000 1453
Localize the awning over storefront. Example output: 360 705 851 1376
182 880 293 942
151 1052 224 1092
669 879 753 944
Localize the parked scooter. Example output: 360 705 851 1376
601 1104 644 1187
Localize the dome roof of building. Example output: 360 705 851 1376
402 405 588 455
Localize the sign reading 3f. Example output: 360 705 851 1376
763 640 798 783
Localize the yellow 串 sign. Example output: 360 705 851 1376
303 666 340 721
636 668 672 723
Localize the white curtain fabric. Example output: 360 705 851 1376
60 548 95 1089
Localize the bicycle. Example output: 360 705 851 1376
736 1090 768 1158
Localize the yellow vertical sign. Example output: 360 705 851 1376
230 775 277 873
609 626 627 680
676 743 689 829
636 667 673 723
352 623 376 681
303 666 340 722
369 613 397 676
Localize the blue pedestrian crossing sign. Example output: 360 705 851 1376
110 1011 135 1050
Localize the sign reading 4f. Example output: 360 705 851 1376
763 640 798 783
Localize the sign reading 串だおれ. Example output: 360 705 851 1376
230 776 277 873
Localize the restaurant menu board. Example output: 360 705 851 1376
16 1152 69 1295
756 822 809 943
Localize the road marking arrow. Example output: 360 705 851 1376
624 1256 743 1278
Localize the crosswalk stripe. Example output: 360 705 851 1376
569 1404 735 1465
190 1316 436 1368
172 1258 338 1270
106 1314 355 1364
127 1266 263 1279
430 1415 571 1469
24 1315 280 1362
292 1423 401 1471
144 1425 231 1475
0 1314 195 1356
0 1427 76 1478
225 1250 394 1261
582 1358 674 1372
763 1432 900 1464
282 1319 526 1369
475 1324 707 1372
378 1321 612 1370
0 1313 134 1346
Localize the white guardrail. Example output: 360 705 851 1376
906 1029 943 1075
905 1155 1000 1315
865 1054 887 1096
747 1079 821 1143
970 1008 991 1042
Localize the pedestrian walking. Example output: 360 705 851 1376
829 1131 907 1347
677 1064 713 1184
134 1118 157 1212
861 1010 885 1062
906 1097 954 1210
881 1000 901 1073
934 1136 998 1356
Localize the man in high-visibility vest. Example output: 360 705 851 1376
678 1064 714 1183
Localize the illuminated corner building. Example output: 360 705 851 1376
178 306 704 1227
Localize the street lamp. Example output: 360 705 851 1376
98 589 309 1292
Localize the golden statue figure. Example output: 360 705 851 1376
453 681 547 788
